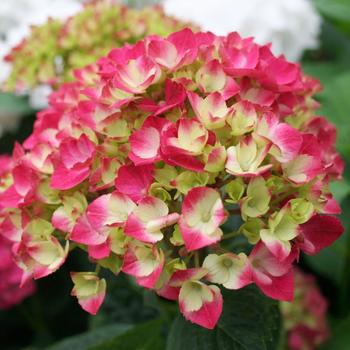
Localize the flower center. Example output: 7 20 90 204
222 258 233 268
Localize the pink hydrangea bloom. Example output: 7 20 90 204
0 29 344 329
281 268 330 350
0 234 35 309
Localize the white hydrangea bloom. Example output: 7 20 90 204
0 0 82 135
29 84 53 110
163 0 321 61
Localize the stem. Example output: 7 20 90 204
95 264 101 274
270 189 295 207
194 252 200 268
184 252 194 264
222 230 240 241
213 176 232 189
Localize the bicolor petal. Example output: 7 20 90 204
113 56 161 94
121 242 164 289
188 91 230 130
225 135 272 177
203 253 251 289
87 191 136 228
125 196 179 243
71 272 106 315
179 281 222 329
257 113 302 163
249 242 295 301
227 100 257 136
179 187 227 251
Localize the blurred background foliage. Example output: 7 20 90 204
1 0 350 349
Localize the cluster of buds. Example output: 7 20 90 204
0 156 35 309
3 0 191 91
281 268 330 350
0 28 344 329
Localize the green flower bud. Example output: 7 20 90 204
266 175 286 193
149 183 172 202
173 171 209 195
98 254 122 275
170 225 185 246
225 177 245 203
204 145 227 173
241 176 270 218
290 198 314 224
154 165 178 189
37 179 61 205
239 218 264 244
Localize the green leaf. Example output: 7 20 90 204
302 62 347 85
48 323 132 350
314 70 350 157
90 318 165 350
314 0 350 24
330 180 350 204
0 92 32 114
87 274 159 330
320 315 350 349
48 318 165 350
166 286 282 350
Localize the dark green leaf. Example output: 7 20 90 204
166 286 282 350
320 315 350 349
88 274 158 330
302 62 347 85
90 318 165 350
48 323 131 350
313 70 350 157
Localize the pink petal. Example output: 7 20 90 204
298 215 344 255
88 241 111 260
136 260 164 289
60 134 95 169
124 213 151 242
78 290 106 315
51 163 90 190
115 164 153 202
254 269 294 301
129 126 161 165
71 215 107 246
155 79 186 115
178 221 221 251
52 208 73 233
179 284 223 329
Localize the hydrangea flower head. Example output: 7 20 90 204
0 156 36 309
3 0 193 91
0 0 82 85
0 28 344 328
281 268 330 350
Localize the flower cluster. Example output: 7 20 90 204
3 0 191 91
0 0 81 85
0 28 344 329
281 268 330 350
163 0 321 61
0 156 35 309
